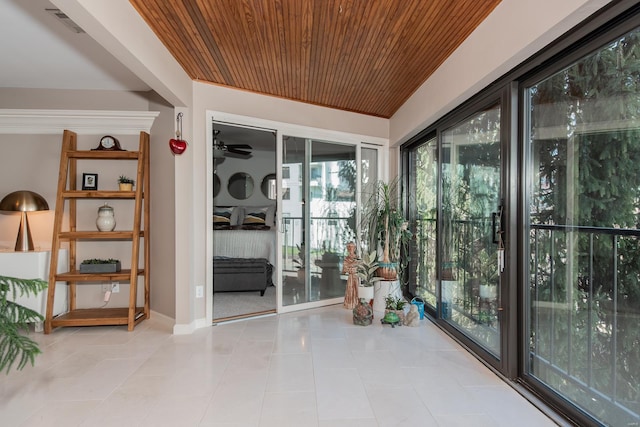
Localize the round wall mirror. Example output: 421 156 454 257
228 172 254 200
213 174 221 198
261 173 276 200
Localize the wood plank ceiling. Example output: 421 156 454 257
130 0 501 118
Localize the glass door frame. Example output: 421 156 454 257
205 111 387 322
401 84 518 376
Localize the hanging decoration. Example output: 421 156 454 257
169 112 188 155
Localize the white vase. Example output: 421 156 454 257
96 203 116 231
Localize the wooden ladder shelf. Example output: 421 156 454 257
44 130 150 333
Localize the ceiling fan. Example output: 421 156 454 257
213 129 252 159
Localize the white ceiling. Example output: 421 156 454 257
0 0 149 92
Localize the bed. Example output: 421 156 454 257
212 205 277 294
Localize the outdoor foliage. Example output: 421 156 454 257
529 29 640 422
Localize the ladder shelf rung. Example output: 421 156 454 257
51 307 147 328
55 269 144 282
67 150 140 160
59 231 144 240
62 190 140 199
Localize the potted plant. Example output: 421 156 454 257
355 250 380 303
79 258 122 273
384 295 407 324
361 179 412 281
293 244 305 281
117 175 135 191
0 275 47 373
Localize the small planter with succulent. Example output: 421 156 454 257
79 258 121 273
117 175 135 191
384 295 407 324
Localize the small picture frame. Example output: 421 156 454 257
82 173 98 190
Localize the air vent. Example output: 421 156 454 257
45 8 85 34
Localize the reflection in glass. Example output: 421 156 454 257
281 136 356 307
261 173 277 199
442 104 501 355
409 138 438 310
228 172 254 200
526 28 640 425
213 174 221 198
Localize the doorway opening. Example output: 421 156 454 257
212 121 277 322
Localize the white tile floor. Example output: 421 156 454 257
1 305 557 426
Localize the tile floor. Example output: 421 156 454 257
1 305 557 426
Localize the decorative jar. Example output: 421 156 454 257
96 203 116 231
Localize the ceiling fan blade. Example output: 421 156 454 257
227 144 252 150
227 147 252 156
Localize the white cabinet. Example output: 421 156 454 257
0 249 68 331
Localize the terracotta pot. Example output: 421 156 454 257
376 262 398 280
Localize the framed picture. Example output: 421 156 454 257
82 173 98 190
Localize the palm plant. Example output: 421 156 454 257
0 275 47 373
361 178 412 281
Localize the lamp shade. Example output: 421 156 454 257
0 190 49 251
0 190 49 212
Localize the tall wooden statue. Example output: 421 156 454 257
342 241 359 309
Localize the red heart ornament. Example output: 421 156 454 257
169 138 187 155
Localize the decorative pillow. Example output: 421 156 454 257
242 207 269 226
242 205 276 227
213 207 234 226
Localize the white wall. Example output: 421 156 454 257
190 83 389 323
390 0 613 146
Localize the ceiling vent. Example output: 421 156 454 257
45 8 85 34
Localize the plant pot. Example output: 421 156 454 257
384 308 406 324
377 262 398 280
119 183 133 191
480 284 497 300
357 285 374 303
373 279 401 313
79 261 121 273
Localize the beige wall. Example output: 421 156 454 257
0 88 176 319
0 88 151 111
148 93 177 319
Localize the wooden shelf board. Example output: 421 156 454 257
51 307 146 328
62 190 139 199
59 231 144 240
67 150 140 160
56 269 144 282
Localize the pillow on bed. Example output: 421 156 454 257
242 205 276 227
242 207 269 226
214 206 244 226
213 207 234 226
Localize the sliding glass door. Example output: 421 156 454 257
281 137 356 307
441 105 503 356
525 26 640 425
